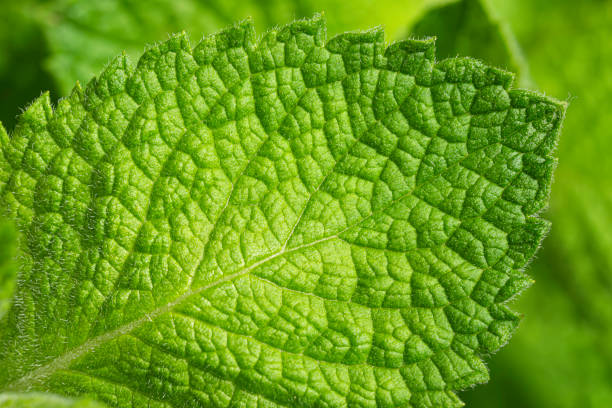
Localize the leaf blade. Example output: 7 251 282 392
0 16 564 408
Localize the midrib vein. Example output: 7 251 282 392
3 235 336 392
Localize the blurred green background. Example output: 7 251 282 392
0 0 610 406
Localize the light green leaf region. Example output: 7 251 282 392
410 0 532 88
0 16 563 408
0 393 105 408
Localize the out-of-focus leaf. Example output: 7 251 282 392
39 0 443 94
0 2 58 129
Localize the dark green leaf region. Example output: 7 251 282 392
0 15 564 408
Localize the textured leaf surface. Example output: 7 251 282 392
0 393 105 408
0 16 563 408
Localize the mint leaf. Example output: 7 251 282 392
411 0 532 88
0 16 564 408
0 393 105 408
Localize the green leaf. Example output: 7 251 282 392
0 393 105 408
0 16 564 408
410 0 532 88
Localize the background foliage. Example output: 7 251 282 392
0 0 610 406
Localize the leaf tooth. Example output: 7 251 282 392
193 18 257 66
507 88 567 156
326 25 386 72
15 91 53 135
274 12 327 46
383 38 436 86
0 92 53 177
494 274 533 303
83 53 134 108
